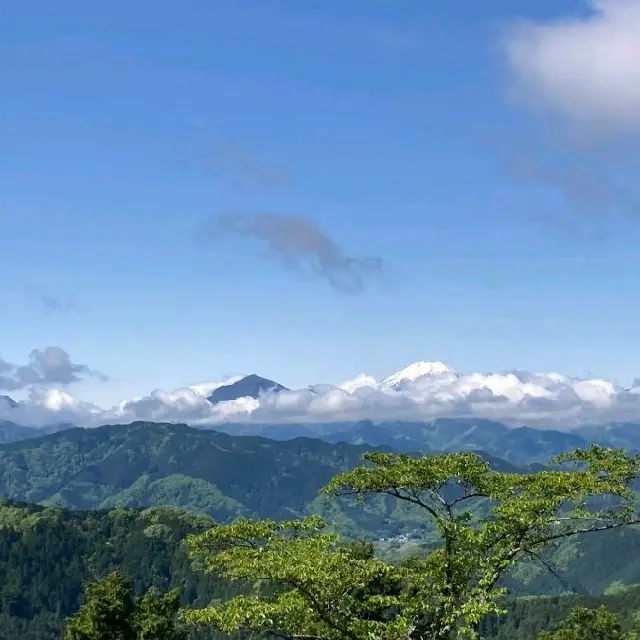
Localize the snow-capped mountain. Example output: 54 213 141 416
382 360 460 388
2 359 640 429
337 361 459 394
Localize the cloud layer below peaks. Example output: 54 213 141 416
3 361 640 429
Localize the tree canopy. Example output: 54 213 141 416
184 445 640 639
539 605 639 640
64 572 186 640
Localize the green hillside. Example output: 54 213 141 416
3 422 640 595
480 584 640 639
2 499 640 639
0 421 505 539
4 423 640 638
0 501 233 639
0 422 383 530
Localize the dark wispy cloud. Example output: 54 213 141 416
0 347 108 391
205 140 288 191
187 135 288 192
40 294 76 314
199 212 386 294
509 144 640 220
494 133 640 243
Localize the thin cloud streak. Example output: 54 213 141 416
199 212 386 294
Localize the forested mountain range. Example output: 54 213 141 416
0 420 639 541
3 416 640 467
218 418 640 465
0 421 398 537
0 421 524 540
0 422 639 595
3 420 640 637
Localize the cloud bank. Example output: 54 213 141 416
503 0 640 135
2 355 640 430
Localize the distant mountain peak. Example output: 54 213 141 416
383 361 459 387
189 376 246 397
207 374 288 404
0 395 17 410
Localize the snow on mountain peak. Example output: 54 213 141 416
5 360 640 429
382 361 459 387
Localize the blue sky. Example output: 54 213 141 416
2 0 640 407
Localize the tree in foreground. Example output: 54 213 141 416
539 605 639 640
184 445 640 639
64 571 186 640
186 516 413 638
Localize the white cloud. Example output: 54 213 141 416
338 373 379 394
3 361 640 429
0 346 108 391
4 387 103 426
503 0 640 135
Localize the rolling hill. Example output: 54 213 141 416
0 421 424 538
0 420 552 541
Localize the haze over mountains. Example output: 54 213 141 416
2 359 640 430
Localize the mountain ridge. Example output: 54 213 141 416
0 421 399 537
209 417 638 465
2 415 640 465
0 420 536 540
